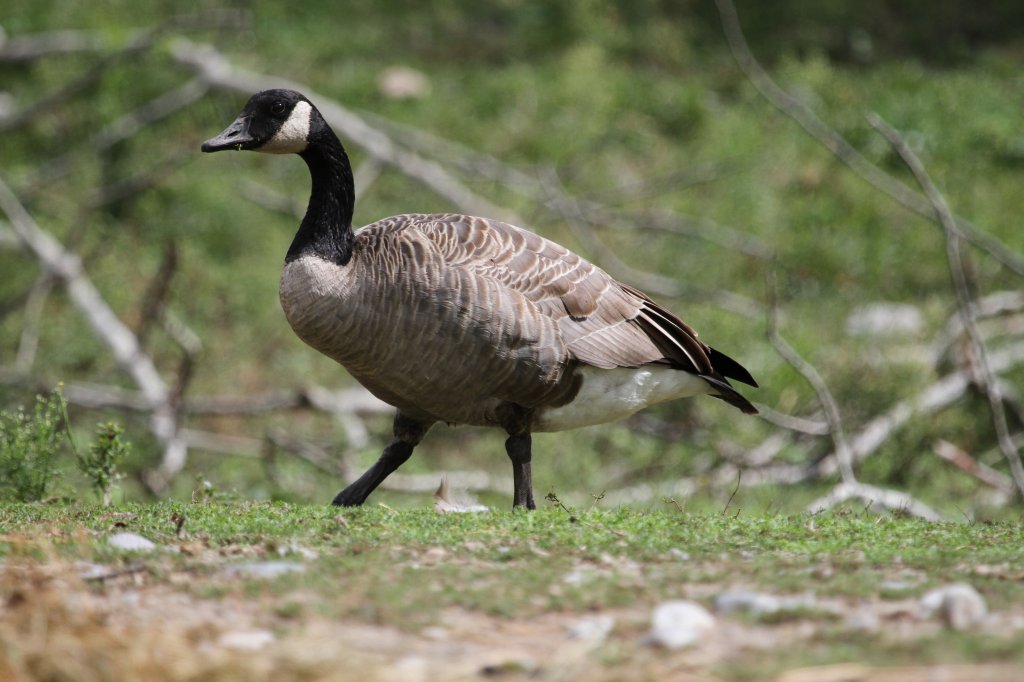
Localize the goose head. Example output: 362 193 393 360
201 89 318 155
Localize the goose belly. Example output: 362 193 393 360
534 366 710 432
279 254 571 426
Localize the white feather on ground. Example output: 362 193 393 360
434 477 489 513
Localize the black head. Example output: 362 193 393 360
201 89 318 155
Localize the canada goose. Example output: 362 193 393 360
202 89 758 509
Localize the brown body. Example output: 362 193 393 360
279 213 752 431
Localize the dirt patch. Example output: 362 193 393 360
2 554 1022 682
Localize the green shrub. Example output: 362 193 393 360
0 388 69 502
78 422 130 506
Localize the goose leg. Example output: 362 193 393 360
505 434 536 510
332 412 430 507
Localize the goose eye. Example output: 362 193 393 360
270 101 287 116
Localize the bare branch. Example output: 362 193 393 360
14 274 54 373
714 0 1024 277
813 340 1024 478
135 242 178 348
868 112 1024 498
0 29 106 62
767 271 855 484
931 290 1024 367
0 175 185 486
807 481 943 521
87 153 191 209
753 403 830 436
933 439 1015 496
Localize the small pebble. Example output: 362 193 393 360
226 561 306 579
567 614 615 644
714 590 782 616
649 600 715 649
108 532 156 552
920 583 987 630
218 629 274 651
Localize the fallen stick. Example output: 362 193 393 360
806 481 943 521
933 439 1015 496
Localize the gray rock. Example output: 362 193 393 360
218 629 274 651
226 561 306 579
108 532 156 552
920 583 987 630
649 600 715 649
714 590 782 616
567 614 615 644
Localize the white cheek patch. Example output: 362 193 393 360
258 100 312 154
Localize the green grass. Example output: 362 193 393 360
4 502 1024 608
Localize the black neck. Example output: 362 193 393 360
286 128 355 265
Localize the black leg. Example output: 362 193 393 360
332 412 430 506
505 434 535 510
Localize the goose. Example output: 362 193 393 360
201 89 758 509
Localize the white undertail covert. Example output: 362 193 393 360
535 366 711 432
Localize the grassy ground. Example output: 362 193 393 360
2 501 1023 680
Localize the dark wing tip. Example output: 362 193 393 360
707 346 758 388
701 373 759 414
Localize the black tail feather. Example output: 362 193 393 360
708 346 758 388
701 373 759 415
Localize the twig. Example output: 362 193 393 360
933 439 1015 496
136 241 178 348
353 157 384 203
14 274 54 373
753 403 830 436
767 271 855 484
0 29 106 63
86 153 191 209
721 469 742 514
240 180 304 218
161 309 203 412
713 0 1024 277
868 112 1024 498
931 290 1024 367
807 481 942 521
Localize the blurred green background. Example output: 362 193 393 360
2 0 1023 514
